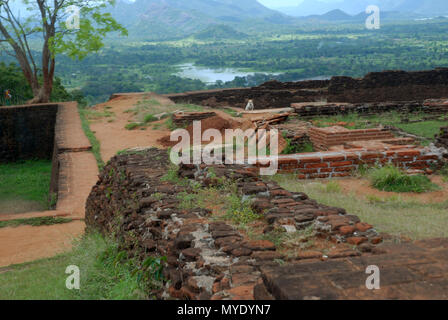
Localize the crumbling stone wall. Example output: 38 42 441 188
166 68 448 110
0 104 58 162
86 148 384 300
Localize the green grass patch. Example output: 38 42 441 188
0 232 165 300
224 193 261 225
368 165 440 193
222 108 242 118
143 114 158 123
78 106 105 171
125 122 141 130
271 174 448 240
0 160 52 209
0 217 72 229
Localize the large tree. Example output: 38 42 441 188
0 0 127 103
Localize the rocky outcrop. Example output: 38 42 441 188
165 68 448 110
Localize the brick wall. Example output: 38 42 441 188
309 127 395 151
257 149 440 179
0 104 58 162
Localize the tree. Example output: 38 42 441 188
0 0 127 103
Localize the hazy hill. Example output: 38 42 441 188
193 25 249 40
108 0 290 39
277 0 448 17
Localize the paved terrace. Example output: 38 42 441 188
0 102 98 267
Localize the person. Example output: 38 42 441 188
245 99 254 111
4 89 12 106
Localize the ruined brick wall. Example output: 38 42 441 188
165 68 448 109
0 104 58 162
85 148 383 300
309 127 395 151
259 149 440 179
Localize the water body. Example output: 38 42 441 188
175 63 278 84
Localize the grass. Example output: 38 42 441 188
125 122 141 130
0 217 72 229
0 160 52 209
78 106 105 171
368 165 440 193
224 193 261 225
271 174 448 240
124 99 204 131
0 232 164 300
222 108 242 118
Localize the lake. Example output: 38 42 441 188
174 63 276 84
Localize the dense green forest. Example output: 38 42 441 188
0 63 84 106
1 19 448 106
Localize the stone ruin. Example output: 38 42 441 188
86 148 448 300
85 68 448 300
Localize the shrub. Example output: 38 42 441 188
143 114 158 123
369 165 439 193
125 122 140 130
225 194 260 225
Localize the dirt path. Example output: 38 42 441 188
91 93 171 162
0 221 85 267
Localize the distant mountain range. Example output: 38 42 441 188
109 0 290 39
276 0 448 17
103 0 448 40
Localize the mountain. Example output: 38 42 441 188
108 0 290 39
193 25 249 40
305 9 353 21
277 0 448 17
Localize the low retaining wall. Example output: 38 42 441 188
0 104 58 162
309 127 395 151
0 102 92 215
85 148 384 300
258 149 440 179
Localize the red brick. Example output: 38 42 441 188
330 161 353 167
305 162 329 169
308 173 330 179
346 237 368 245
323 155 346 162
334 166 354 172
339 225 356 235
360 153 383 160
417 155 439 161
355 222 373 232
299 168 319 174
299 157 322 163
396 150 421 157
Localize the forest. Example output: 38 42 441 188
1 19 448 105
